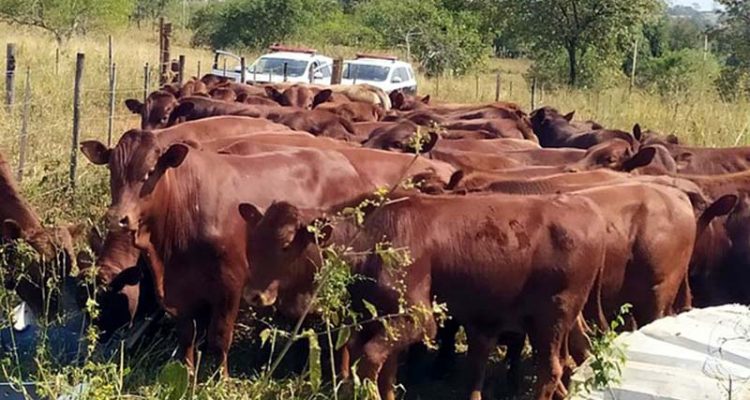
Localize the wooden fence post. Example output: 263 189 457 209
629 39 639 93
435 75 440 98
143 62 150 105
108 35 113 76
55 48 60 76
178 55 185 84
5 43 16 112
331 58 343 85
283 62 288 82
475 74 480 100
240 57 246 83
160 23 172 86
70 53 84 190
108 63 117 147
495 72 501 102
17 67 30 182
197 60 201 78
530 77 537 110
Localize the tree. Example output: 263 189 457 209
503 0 662 86
354 0 487 75
714 0 750 99
0 0 133 45
131 0 175 27
190 0 334 50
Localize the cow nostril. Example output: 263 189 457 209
118 216 129 228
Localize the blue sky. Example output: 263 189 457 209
669 0 718 10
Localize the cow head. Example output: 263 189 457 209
1 220 82 315
80 131 190 233
210 87 237 102
125 90 183 130
361 122 439 153
238 202 331 319
266 85 332 109
568 139 655 173
388 90 431 111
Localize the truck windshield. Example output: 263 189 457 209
343 64 390 82
253 58 308 77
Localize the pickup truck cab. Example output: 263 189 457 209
211 45 333 85
341 54 417 94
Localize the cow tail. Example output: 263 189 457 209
583 262 608 333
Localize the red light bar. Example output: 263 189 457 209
269 44 317 54
355 53 398 61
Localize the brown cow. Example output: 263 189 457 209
661 144 750 175
80 130 447 373
530 107 638 149
265 86 333 109
315 100 385 123
239 192 607 400
266 109 358 140
0 151 80 316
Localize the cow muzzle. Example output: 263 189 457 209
243 282 279 308
106 209 139 232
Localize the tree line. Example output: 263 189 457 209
1 0 748 99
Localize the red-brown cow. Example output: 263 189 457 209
0 151 80 316
80 130 449 373
239 193 607 400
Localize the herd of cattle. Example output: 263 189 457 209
3 74 750 400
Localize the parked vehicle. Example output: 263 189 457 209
211 45 333 85
341 54 417 94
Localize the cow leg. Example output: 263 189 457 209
207 294 241 376
465 326 497 400
176 317 197 371
378 354 399 400
500 331 525 395
529 317 567 400
432 319 460 379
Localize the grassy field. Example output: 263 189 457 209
1 23 750 399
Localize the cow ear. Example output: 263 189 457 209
674 151 693 169
420 131 439 153
80 140 111 165
390 91 405 109
633 124 642 141
238 203 264 228
2 219 24 241
171 102 194 120
667 134 680 145
421 95 431 104
705 194 739 219
563 111 575 122
160 143 189 169
446 170 465 191
236 93 248 102
265 87 283 103
67 223 86 241
312 89 333 108
622 146 656 172
124 99 143 115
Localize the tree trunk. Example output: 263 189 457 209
567 43 577 86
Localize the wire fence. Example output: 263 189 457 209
1 40 196 191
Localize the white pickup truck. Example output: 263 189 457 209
211 45 334 85
341 54 418 94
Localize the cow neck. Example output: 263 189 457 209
147 155 202 265
0 154 43 232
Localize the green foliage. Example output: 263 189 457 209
638 49 720 96
189 0 336 50
505 0 663 87
0 0 134 44
157 361 189 400
354 0 487 75
714 0 750 100
573 303 632 395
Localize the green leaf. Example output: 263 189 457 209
335 326 351 350
157 361 189 400
260 328 272 347
362 300 378 319
305 329 322 392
